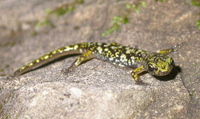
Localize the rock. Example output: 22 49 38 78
0 0 199 118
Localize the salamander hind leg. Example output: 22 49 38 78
61 51 94 74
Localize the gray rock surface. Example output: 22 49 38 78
0 0 200 119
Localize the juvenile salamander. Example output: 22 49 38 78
13 42 181 83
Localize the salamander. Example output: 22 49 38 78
13 42 181 84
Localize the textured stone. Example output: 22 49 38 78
0 0 199 119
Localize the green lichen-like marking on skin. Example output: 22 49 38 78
13 42 181 84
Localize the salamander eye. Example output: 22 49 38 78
170 59 174 66
148 64 158 72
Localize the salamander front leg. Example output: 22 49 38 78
131 65 146 85
158 44 183 55
61 51 94 74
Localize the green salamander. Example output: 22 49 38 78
13 42 181 83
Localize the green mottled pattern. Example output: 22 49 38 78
13 42 180 84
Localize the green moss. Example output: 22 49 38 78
47 0 84 16
189 90 196 96
191 0 200 7
4 64 9 68
196 20 200 29
72 80 80 83
1 41 15 47
0 69 5 76
35 0 84 28
102 16 129 36
4 114 9 119
35 19 52 28
102 23 120 37
0 65 9 76
47 6 76 16
102 1 147 36
154 0 168 2
113 16 129 24
126 1 147 13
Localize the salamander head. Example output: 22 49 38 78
146 55 174 76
